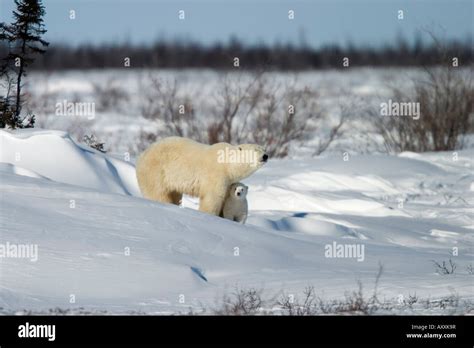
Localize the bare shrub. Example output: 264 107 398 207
313 99 353 156
24 79 95 142
206 72 266 144
92 78 129 112
138 74 204 150
83 134 106 153
244 78 327 157
422 291 469 315
327 263 385 315
337 280 373 314
63 117 94 144
28 88 94 143
278 263 386 315
23 73 58 116
4 293 470 315
212 287 265 315
277 286 318 315
432 258 457 275
206 73 328 157
24 89 58 116
138 72 345 157
437 293 460 310
406 294 418 306
368 35 474 153
142 77 201 138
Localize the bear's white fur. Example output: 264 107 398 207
222 183 248 224
136 136 267 216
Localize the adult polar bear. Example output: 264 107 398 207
136 137 268 216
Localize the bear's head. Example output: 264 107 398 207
215 143 268 181
229 182 248 200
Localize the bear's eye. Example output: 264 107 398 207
238 147 242 151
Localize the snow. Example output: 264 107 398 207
0 129 140 196
0 129 473 314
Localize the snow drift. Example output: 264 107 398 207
0 129 140 196
0 129 473 314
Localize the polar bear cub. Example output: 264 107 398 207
222 183 248 224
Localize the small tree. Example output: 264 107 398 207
0 0 49 128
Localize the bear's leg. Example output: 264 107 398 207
199 194 225 216
149 188 181 205
169 191 183 205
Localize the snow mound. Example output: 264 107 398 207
0 129 140 196
1 129 473 313
0 162 49 180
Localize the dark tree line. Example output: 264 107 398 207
0 36 471 71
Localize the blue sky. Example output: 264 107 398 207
1 0 472 47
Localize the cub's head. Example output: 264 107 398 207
229 182 248 200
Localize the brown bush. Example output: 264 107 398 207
138 72 345 157
369 42 473 153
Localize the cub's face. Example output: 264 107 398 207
230 183 248 200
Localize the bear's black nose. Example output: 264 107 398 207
262 154 268 162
